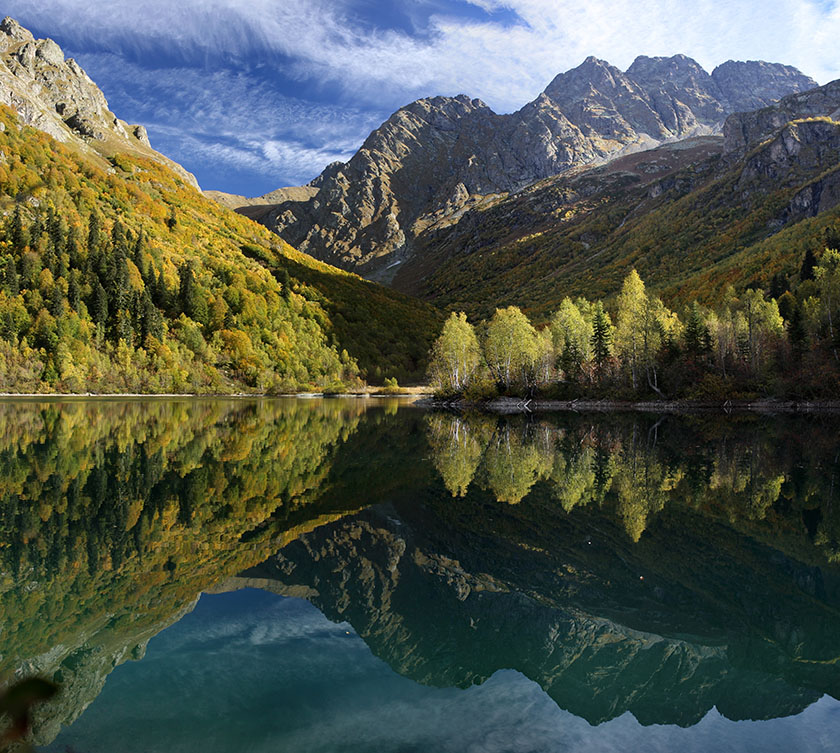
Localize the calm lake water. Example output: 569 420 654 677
1 398 839 752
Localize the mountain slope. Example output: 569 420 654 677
223 55 815 282
385 77 840 319
0 104 440 391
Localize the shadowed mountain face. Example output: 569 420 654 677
225 55 815 281
244 412 840 728
394 75 840 316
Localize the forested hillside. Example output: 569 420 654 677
0 106 440 393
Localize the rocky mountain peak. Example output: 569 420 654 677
218 52 819 281
544 56 630 103
626 53 716 92
711 60 818 113
0 16 198 187
0 16 32 46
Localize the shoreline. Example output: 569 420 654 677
416 396 840 414
0 392 428 400
1 392 838 413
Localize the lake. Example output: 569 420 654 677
0 398 838 752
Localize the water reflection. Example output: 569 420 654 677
426 411 840 552
0 401 839 748
246 411 840 728
0 398 372 744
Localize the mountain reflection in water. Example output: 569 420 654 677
0 399 837 749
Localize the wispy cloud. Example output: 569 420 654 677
8 0 837 107
55 50 382 191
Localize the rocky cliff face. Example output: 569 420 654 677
0 16 198 188
246 54 816 279
724 78 840 155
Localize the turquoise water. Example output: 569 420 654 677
0 399 838 751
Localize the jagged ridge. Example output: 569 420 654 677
0 16 198 188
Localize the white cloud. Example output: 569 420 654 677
6 1 840 112
56 50 381 189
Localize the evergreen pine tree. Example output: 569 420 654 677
684 302 711 357
132 230 147 278
66 224 81 269
278 268 292 300
591 302 612 372
46 206 65 256
154 268 170 312
2 256 19 296
769 271 789 300
178 261 207 324
801 248 817 282
49 288 66 319
788 303 807 359
29 212 44 248
9 204 27 250
68 270 81 312
87 212 103 257
93 281 109 325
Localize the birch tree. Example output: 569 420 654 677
483 306 540 391
428 312 481 393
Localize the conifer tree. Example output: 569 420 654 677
46 206 65 256
68 270 81 313
66 224 81 269
801 247 817 282
9 204 27 250
684 302 712 357
2 256 19 296
178 261 207 324
590 302 613 374
87 212 103 257
93 282 108 326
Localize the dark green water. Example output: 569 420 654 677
0 398 838 751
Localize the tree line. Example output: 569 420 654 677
428 248 840 400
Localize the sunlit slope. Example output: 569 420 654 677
0 105 440 392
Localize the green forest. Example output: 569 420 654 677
428 249 840 400
0 105 440 394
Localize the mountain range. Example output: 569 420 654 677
211 54 818 291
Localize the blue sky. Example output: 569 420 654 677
6 0 840 196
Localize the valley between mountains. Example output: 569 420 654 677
3 14 840 396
